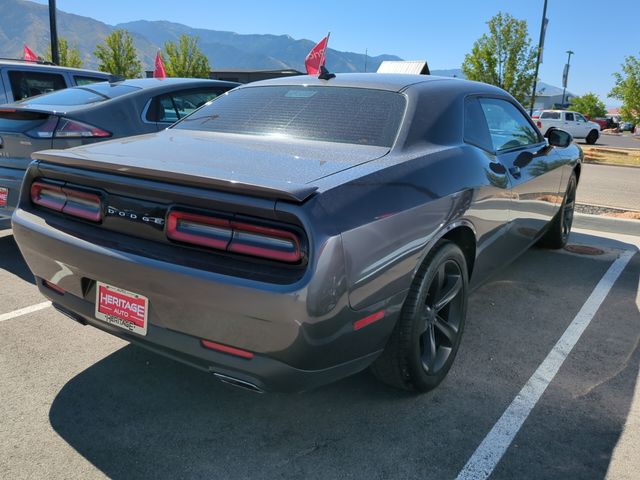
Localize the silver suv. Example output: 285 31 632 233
0 58 112 104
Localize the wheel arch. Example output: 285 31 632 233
441 225 477 279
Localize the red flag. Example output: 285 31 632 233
305 35 329 75
23 44 38 62
154 51 167 78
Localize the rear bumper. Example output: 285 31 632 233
12 208 405 392
0 165 26 218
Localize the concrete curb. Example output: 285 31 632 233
574 212 640 237
582 159 640 169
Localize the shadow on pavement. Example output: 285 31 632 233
47 243 639 480
0 233 35 285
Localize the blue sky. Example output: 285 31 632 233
36 0 639 106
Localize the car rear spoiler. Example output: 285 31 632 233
31 150 318 203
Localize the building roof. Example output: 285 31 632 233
377 61 430 75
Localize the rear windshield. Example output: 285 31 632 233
19 83 140 106
173 86 406 147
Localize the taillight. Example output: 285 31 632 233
55 118 111 138
536 121 542 128
25 117 59 138
30 181 103 222
167 210 303 263
25 117 111 139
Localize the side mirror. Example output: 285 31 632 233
546 128 572 148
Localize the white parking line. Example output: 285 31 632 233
0 301 52 323
456 249 636 480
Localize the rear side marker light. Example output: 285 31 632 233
167 210 302 263
201 339 254 359
31 181 102 222
353 310 385 331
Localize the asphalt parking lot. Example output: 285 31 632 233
1 220 639 480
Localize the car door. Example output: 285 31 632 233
574 113 591 137
478 97 565 255
562 112 580 137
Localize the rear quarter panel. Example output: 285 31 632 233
311 144 505 310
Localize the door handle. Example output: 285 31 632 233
509 166 521 178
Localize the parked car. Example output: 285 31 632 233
12 73 581 393
0 58 112 104
535 109 600 144
0 77 239 218
619 121 635 132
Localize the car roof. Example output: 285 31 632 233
240 73 462 92
106 77 239 91
0 58 109 76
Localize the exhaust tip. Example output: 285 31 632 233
213 372 264 394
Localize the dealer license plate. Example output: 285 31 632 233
95 282 148 336
0 187 7 207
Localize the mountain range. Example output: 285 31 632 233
0 0 401 72
0 0 562 95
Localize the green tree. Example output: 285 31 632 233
570 92 607 119
162 35 210 78
609 54 640 124
462 12 537 104
94 29 142 78
44 37 83 68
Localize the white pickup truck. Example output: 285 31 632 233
534 110 601 144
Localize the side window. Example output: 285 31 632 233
478 98 541 152
463 97 493 152
148 89 225 123
74 76 107 86
541 111 560 119
565 113 575 121
575 113 586 122
8 70 66 101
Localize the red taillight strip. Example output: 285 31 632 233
31 181 102 222
229 221 301 263
200 339 254 359
166 210 303 263
353 310 385 331
166 211 232 250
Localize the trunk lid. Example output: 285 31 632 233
0 109 55 169
33 129 391 202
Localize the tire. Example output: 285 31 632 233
538 172 577 249
371 241 468 392
585 130 598 145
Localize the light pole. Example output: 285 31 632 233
529 0 549 115
49 0 59 65
561 50 574 107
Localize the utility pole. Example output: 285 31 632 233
561 50 574 107
49 0 59 65
529 0 548 115
364 48 368 72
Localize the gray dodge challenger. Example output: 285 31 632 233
11 73 581 393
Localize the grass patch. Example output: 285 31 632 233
581 146 640 167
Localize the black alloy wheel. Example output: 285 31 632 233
371 240 468 392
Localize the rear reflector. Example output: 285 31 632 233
353 310 385 331
167 210 302 263
31 181 102 222
43 280 65 294
201 339 254 359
